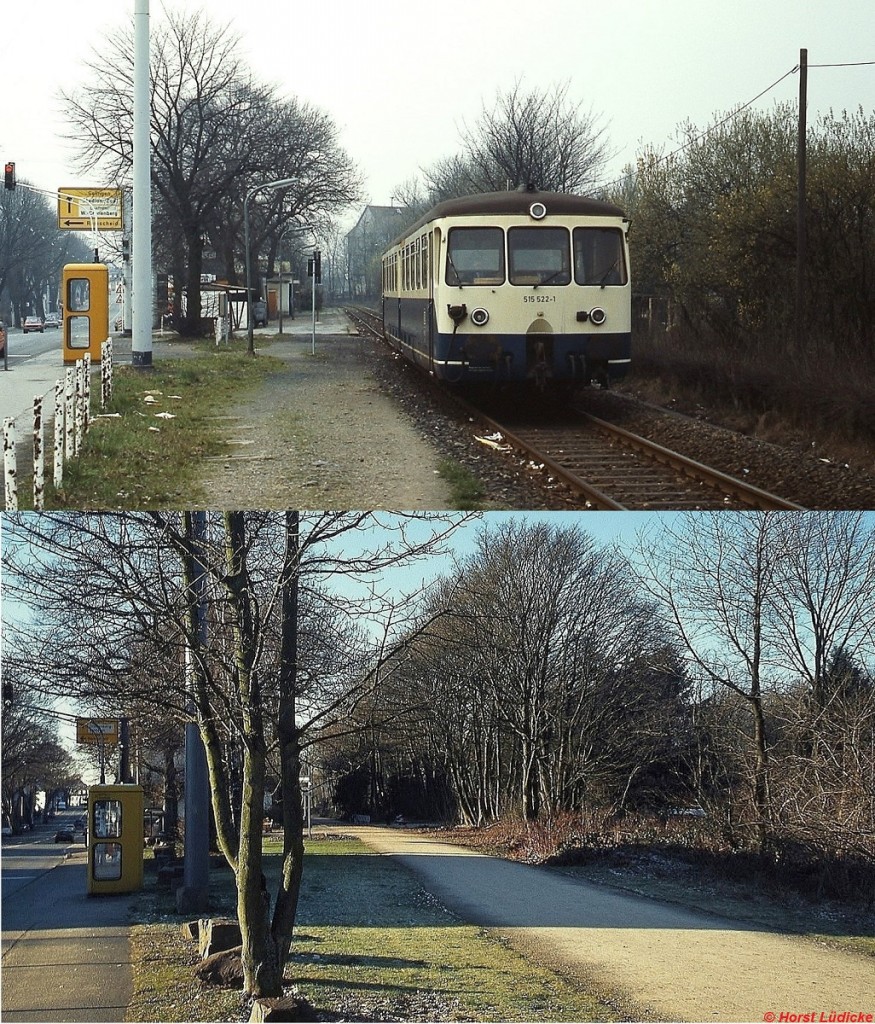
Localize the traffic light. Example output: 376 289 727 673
314 250 321 284
4 162 15 190
2 681 12 709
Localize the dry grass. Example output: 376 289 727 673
19 349 282 510
431 814 875 959
629 325 875 468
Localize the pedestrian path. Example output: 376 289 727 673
346 824 875 1023
258 305 358 337
1 846 133 1022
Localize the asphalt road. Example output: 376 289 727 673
348 824 875 1023
0 326 68 424
0 819 133 1023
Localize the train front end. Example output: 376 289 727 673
432 193 631 387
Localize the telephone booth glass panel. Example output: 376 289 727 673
93 842 122 880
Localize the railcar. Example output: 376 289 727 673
381 188 631 387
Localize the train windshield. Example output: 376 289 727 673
445 227 505 285
573 227 628 286
508 227 571 286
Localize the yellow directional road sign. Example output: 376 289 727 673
58 188 124 231
76 717 120 745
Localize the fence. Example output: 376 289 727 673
3 337 113 511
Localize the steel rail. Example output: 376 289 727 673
579 412 804 510
345 306 804 511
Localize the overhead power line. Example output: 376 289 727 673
599 55 872 194
808 60 875 67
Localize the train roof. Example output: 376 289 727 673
388 190 627 248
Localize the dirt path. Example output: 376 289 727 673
195 314 453 508
344 825 874 1023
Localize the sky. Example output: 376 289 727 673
1 508 667 764
2 0 873 219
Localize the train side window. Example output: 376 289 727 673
446 227 504 285
573 227 628 286
414 237 421 291
508 227 571 286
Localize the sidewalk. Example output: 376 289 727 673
1 842 133 1023
253 306 357 338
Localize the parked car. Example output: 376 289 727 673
22 316 44 333
54 829 75 843
43 313 60 329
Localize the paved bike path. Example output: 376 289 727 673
347 825 874 1023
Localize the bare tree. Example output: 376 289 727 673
1 684 75 831
63 8 361 334
2 510 470 997
637 512 787 848
420 80 612 200
0 186 91 323
382 519 671 822
768 512 875 709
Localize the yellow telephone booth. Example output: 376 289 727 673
62 263 110 364
87 784 144 895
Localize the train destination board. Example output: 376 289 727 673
58 187 124 231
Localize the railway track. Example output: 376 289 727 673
346 306 803 511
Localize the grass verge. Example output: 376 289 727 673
436 458 486 510
127 834 618 1023
21 349 281 509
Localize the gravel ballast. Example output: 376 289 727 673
194 310 875 510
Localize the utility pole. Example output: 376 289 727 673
796 47 808 351
177 510 210 914
132 0 153 368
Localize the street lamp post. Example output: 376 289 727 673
244 177 298 355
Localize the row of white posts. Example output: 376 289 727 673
3 338 114 511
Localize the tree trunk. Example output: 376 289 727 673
224 512 282 998
180 226 204 336
521 739 540 820
750 695 772 851
271 512 305 970
237 735 282 997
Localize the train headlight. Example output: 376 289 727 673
589 307 607 326
470 307 490 327
529 202 547 220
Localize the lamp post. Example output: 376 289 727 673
244 176 298 354
277 223 296 336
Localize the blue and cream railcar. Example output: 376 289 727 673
381 189 631 386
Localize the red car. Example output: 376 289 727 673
22 316 44 333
